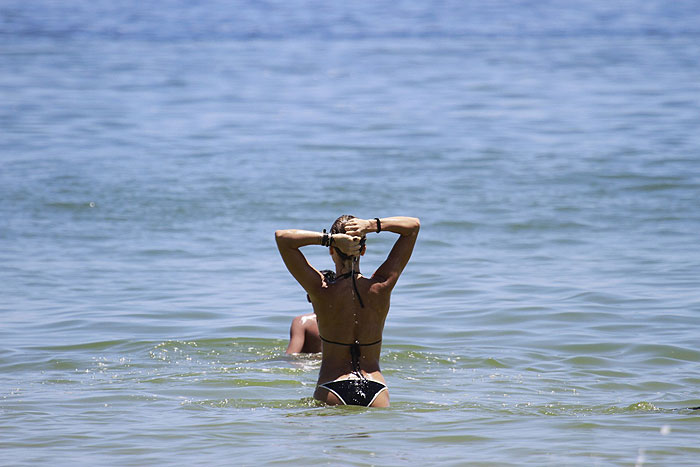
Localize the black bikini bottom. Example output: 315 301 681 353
318 378 387 406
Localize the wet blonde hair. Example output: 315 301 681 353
330 214 355 235
329 215 365 261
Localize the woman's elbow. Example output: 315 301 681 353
410 217 421 234
397 217 420 237
275 230 289 246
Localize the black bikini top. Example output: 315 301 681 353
318 336 382 347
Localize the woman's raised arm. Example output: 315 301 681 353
345 217 420 290
275 229 361 293
275 229 326 294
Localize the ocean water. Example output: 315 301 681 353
2 1 700 465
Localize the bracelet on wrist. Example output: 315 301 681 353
374 218 381 233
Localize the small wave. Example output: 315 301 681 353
182 397 326 410
505 219 591 232
627 343 700 362
45 201 97 210
605 401 660 413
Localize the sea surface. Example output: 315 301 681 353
2 1 700 465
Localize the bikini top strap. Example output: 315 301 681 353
334 272 353 281
319 336 382 347
319 336 381 380
352 273 364 308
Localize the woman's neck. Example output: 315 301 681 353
335 260 359 277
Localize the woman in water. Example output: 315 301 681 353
276 216 420 407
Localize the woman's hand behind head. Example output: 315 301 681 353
343 218 371 237
332 233 363 257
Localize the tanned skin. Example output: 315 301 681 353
276 216 419 407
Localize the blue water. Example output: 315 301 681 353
2 1 700 465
